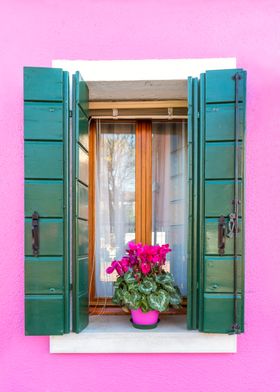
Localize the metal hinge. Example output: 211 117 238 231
69 283 73 291
69 110 73 118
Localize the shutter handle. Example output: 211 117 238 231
32 211 39 256
218 216 226 256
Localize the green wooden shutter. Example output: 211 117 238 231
187 76 199 330
72 71 90 332
24 67 70 335
198 69 246 333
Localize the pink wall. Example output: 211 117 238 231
1 0 280 391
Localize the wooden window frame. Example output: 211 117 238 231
88 119 187 315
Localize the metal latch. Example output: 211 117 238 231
218 216 226 256
32 211 39 256
226 209 240 239
218 211 240 256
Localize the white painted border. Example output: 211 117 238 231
50 316 236 354
50 57 237 354
50 330 236 354
52 57 236 81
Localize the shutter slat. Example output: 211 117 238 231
24 141 64 179
24 67 63 101
24 102 64 140
25 296 64 335
204 256 242 293
205 103 245 141
25 181 64 217
25 257 63 294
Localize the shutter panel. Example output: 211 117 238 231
198 69 246 333
187 77 199 330
72 71 90 332
24 67 70 335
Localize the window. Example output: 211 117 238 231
24 63 246 339
89 119 188 313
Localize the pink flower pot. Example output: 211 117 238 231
131 308 159 329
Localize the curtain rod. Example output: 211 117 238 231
90 115 188 120
89 100 188 110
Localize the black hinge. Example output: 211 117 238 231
69 110 73 118
69 283 73 291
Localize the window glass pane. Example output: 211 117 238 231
95 121 136 296
152 121 188 296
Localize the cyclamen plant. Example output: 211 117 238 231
106 242 182 313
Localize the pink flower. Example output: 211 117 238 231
116 264 124 276
106 265 115 274
162 244 171 254
129 255 138 265
141 262 151 275
106 259 127 276
151 253 160 263
128 241 137 251
120 257 129 273
128 241 142 253
106 260 118 274
106 243 172 277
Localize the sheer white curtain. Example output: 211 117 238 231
152 121 188 296
94 120 187 297
95 121 136 297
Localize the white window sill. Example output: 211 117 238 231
50 315 237 353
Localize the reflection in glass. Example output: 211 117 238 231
152 121 188 296
95 122 136 296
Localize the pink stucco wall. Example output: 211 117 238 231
1 0 280 391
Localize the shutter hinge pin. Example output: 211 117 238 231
69 110 73 118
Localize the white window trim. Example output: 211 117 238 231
50 57 237 354
50 315 236 354
52 57 236 81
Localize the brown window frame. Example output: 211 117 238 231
88 119 187 315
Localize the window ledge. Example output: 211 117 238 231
50 315 236 353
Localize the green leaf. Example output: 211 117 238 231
112 287 123 305
138 278 157 294
123 290 141 310
148 289 170 312
124 271 136 284
174 285 182 296
140 295 150 313
155 272 174 285
169 291 182 306
161 283 177 293
144 276 154 282
112 296 120 305
127 281 139 292
114 276 124 288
